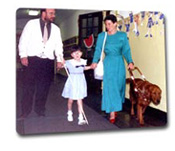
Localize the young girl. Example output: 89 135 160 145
62 45 91 125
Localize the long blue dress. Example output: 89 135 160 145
92 31 133 113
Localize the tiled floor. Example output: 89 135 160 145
16 72 167 135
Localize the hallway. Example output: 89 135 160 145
16 73 119 135
16 72 166 135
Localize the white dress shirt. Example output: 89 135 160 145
18 18 63 62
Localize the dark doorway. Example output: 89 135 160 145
78 11 103 94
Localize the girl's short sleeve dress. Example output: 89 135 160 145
62 59 87 100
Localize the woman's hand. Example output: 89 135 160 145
91 63 97 69
127 62 134 70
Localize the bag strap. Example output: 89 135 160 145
100 32 107 61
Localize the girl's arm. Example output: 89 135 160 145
84 65 92 70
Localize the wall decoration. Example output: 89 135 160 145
159 13 165 35
154 12 159 25
83 34 94 49
116 14 124 31
140 11 145 26
125 19 130 38
133 14 140 36
129 11 134 27
118 24 122 31
145 12 154 37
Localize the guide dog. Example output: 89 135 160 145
126 78 162 125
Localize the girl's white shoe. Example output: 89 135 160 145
78 114 86 125
67 110 73 122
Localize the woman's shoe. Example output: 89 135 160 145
109 112 117 124
115 112 117 117
109 118 115 124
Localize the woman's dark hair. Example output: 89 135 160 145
104 14 117 23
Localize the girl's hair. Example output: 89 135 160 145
104 14 117 23
71 45 81 53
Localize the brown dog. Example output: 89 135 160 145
126 78 162 125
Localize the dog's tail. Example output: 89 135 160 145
126 78 131 84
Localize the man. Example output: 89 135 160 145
18 9 64 118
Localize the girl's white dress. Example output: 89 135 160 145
62 59 87 100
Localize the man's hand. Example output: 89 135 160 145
57 62 64 71
21 57 28 66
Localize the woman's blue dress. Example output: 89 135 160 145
93 31 133 113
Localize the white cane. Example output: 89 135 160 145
59 55 89 125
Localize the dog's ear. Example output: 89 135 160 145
148 85 154 92
149 85 159 96
148 85 158 99
150 85 161 94
144 86 151 99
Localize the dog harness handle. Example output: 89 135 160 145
128 67 148 102
128 67 146 81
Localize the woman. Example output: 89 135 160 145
91 14 134 124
